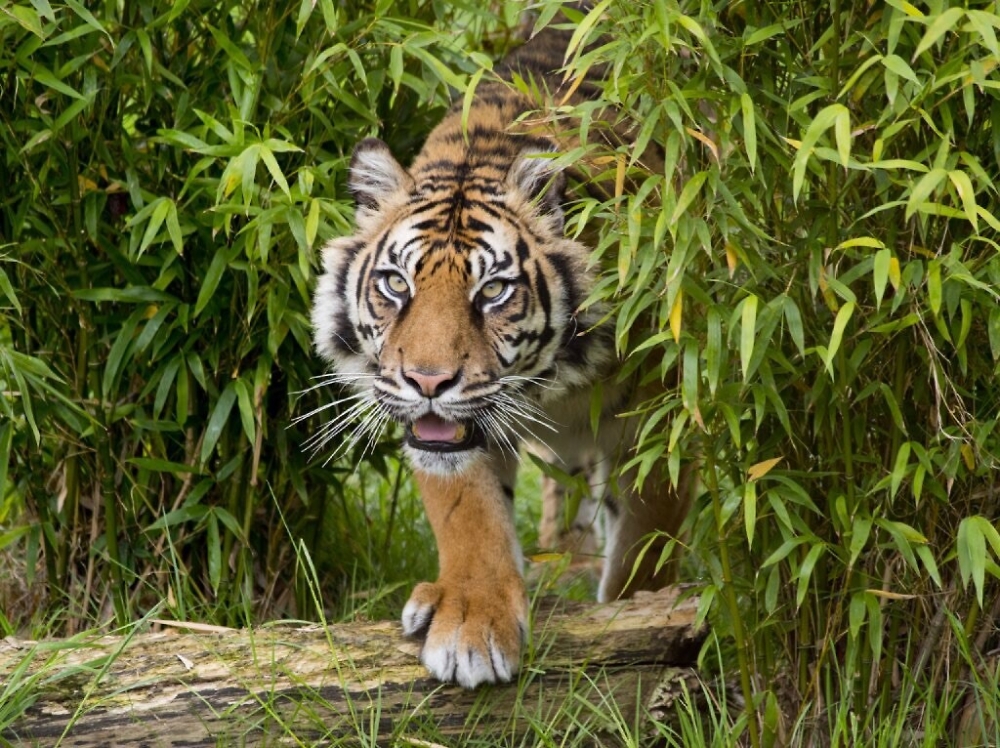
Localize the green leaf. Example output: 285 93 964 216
890 441 910 499
234 377 256 446
823 301 855 378
200 383 238 464
744 480 757 548
881 54 919 83
796 543 826 608
0 267 22 314
957 516 987 607
915 544 942 587
927 260 942 315
947 169 978 230
912 7 964 60
206 511 221 595
705 307 721 395
849 591 867 640
834 105 851 167
740 294 758 381
145 505 209 532
782 296 805 357
0 422 12 503
259 145 291 198
127 458 206 476
866 592 883 662
740 93 756 173
72 287 176 304
989 307 1000 361
8 4 45 37
138 198 171 258
305 199 320 248
670 171 708 224
906 167 948 220
64 0 110 38
165 200 184 255
30 65 83 99
792 103 849 202
195 248 233 318
849 516 873 567
873 248 891 310
566 0 614 59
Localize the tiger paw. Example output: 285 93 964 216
401 578 528 689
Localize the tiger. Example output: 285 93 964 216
310 8 692 688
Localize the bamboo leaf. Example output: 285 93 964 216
782 296 805 357
792 103 849 202
823 301 855 378
890 442 910 499
957 516 987 606
740 294 758 380
740 93 756 172
881 54 919 83
137 198 170 258
566 0 614 60
927 260 942 315
913 7 965 60
796 543 826 608
64 0 110 39
947 169 978 230
705 306 721 395
670 171 708 224
748 457 782 481
744 480 757 548
165 200 184 255
195 248 233 318
873 248 891 309
200 383 238 464
669 288 683 343
206 510 221 595
234 377 256 446
906 167 948 220
0 267 22 314
834 105 851 167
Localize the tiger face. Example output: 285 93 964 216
312 132 606 474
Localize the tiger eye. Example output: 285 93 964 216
480 280 506 300
385 272 409 295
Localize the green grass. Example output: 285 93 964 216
4 461 998 747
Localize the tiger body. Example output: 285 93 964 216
311 19 690 688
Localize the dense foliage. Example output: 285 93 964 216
572 1 1000 743
2 0 999 745
0 0 511 629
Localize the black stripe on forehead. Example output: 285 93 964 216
417 249 468 277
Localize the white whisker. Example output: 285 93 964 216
292 390 372 425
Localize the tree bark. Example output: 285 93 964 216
0 586 704 747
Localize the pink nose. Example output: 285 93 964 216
403 369 459 397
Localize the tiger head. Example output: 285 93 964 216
311 129 610 474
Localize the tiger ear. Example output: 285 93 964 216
508 147 566 229
348 138 414 217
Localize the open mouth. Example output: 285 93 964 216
405 414 480 452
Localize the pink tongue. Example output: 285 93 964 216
414 414 460 442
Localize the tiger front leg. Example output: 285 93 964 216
402 461 527 689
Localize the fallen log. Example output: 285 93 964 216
0 586 704 746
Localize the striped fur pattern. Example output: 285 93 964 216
311 16 690 689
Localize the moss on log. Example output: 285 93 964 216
0 586 703 746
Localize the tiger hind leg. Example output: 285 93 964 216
598 463 694 603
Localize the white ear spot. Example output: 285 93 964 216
508 146 566 228
349 138 413 214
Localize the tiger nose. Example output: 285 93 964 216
403 369 460 398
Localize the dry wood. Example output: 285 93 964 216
0 586 704 747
